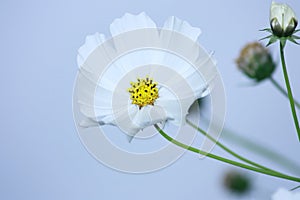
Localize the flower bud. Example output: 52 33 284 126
223 170 252 194
236 42 276 82
270 1 298 37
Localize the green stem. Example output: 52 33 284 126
279 42 300 142
221 125 300 175
269 76 300 109
186 119 285 176
291 185 300 191
154 124 300 183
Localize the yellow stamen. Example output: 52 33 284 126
127 76 159 109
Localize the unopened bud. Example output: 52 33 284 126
236 42 276 82
270 1 298 37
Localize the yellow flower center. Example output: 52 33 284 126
128 76 159 109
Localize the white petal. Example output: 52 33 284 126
183 71 208 99
270 2 283 25
77 70 114 108
156 86 196 126
110 12 157 37
162 16 201 41
77 32 106 67
109 103 169 137
156 87 181 125
77 69 120 125
283 4 297 30
151 49 214 98
79 100 115 124
99 49 161 89
111 105 141 136
79 118 99 127
270 2 297 30
132 105 168 128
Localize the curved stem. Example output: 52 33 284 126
186 119 285 176
220 124 300 175
269 76 300 109
279 42 300 142
154 124 300 183
200 116 300 174
291 185 300 191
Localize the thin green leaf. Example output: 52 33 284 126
293 29 300 33
292 35 300 39
288 37 300 45
290 185 300 191
259 28 272 33
266 36 279 46
259 35 272 41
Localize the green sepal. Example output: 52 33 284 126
259 28 272 33
288 37 299 45
293 29 300 33
259 35 272 41
280 38 287 48
267 36 279 46
291 35 300 39
260 26 300 47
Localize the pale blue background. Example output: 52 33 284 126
1 0 300 199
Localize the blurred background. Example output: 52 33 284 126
1 0 300 199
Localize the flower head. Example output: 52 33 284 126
270 1 298 37
76 13 217 139
223 170 252 194
236 42 276 82
261 2 299 46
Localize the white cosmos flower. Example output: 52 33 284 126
76 12 217 138
272 188 300 200
270 1 298 37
